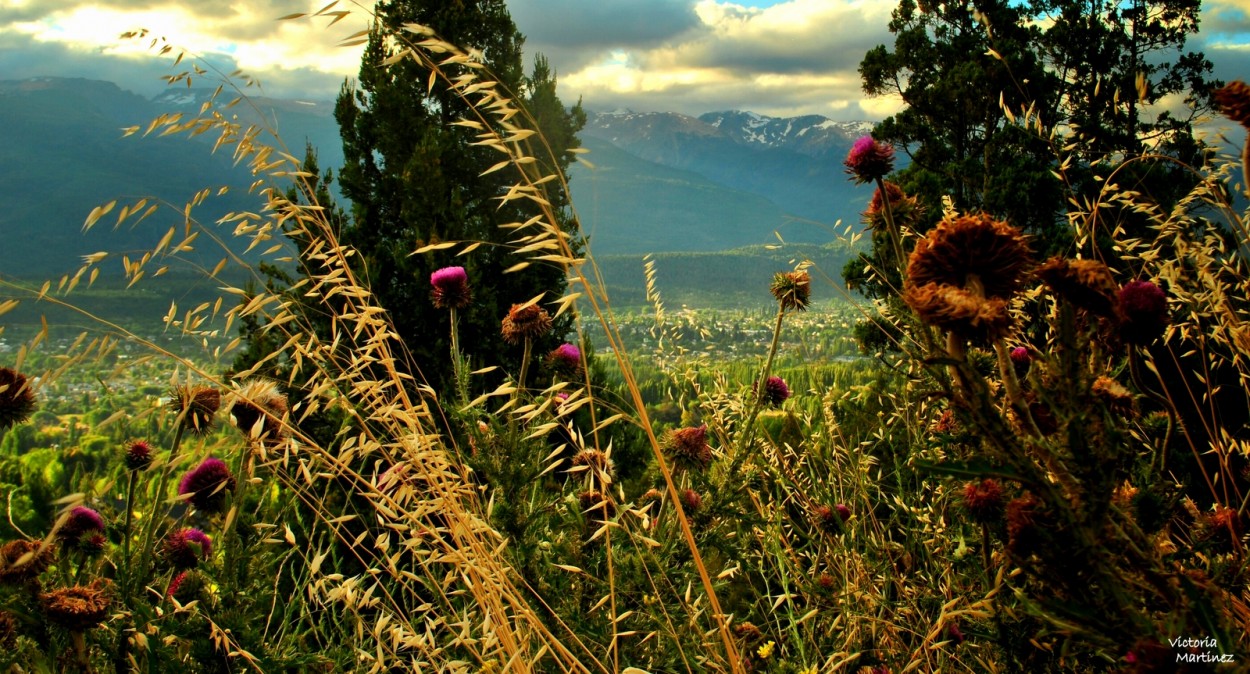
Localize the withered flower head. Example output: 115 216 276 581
0 539 53 585
429 266 472 310
903 284 1012 340
1117 280 1169 346
227 378 289 443
572 449 612 475
167 384 220 434
1005 494 1042 557
41 581 111 631
1214 80 1250 130
962 479 1005 524
770 270 812 312
844 136 895 184
907 213 1033 299
664 424 713 472
0 367 36 431
177 458 236 513
125 439 153 471
501 303 553 344
1091 376 1135 416
865 181 921 227
1036 257 1118 317
577 490 616 520
0 610 15 650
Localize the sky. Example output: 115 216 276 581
1 0 1249 125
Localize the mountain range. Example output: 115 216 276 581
0 77 869 311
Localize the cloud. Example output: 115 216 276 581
544 0 894 119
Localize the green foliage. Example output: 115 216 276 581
332 0 585 394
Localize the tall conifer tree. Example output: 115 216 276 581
334 0 585 392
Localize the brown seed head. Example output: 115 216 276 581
664 424 713 472
1214 80 1250 130
903 283 1012 340
167 385 220 434
228 378 289 444
41 581 112 631
501 303 553 344
770 270 812 312
907 213 1033 299
1036 257 1118 317
1091 376 1135 416
0 367 36 431
0 539 53 585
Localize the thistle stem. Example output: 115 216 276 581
874 176 907 274
736 304 787 466
136 424 185 586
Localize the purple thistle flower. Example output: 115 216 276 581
163 528 212 569
59 506 105 547
125 439 153 471
178 457 236 513
547 343 583 377
430 266 472 310
755 376 791 407
844 136 895 184
1118 280 1169 345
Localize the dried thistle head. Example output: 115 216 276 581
577 490 615 520
663 424 713 472
0 610 15 650
501 303 552 344
903 283 1012 340
429 265 472 310
0 367 36 431
1091 376 1135 416
167 384 220 434
0 539 53 585
1214 80 1250 130
1036 257 1118 317
41 581 112 631
962 479 1005 524
865 180 921 226
907 213 1033 299
770 270 811 312
572 448 612 475
227 378 289 443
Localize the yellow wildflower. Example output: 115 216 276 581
757 640 776 659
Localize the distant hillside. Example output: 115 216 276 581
582 109 874 227
593 241 857 309
0 77 867 289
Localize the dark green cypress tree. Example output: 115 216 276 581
333 0 585 394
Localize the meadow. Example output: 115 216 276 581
0 12 1249 674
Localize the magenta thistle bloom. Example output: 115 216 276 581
844 136 894 184
1009 347 1030 365
963 479 1005 524
163 528 212 569
1118 280 1169 345
59 506 105 546
548 343 582 375
430 266 472 310
178 458 236 513
125 440 153 471
755 376 791 407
